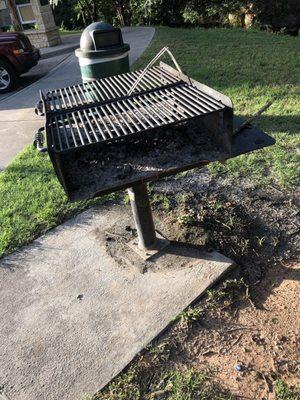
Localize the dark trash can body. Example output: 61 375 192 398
75 21 130 81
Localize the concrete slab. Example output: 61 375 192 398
0 120 41 169
0 205 234 400
0 27 155 170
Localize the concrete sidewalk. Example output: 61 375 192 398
0 205 233 400
0 27 155 170
40 33 81 59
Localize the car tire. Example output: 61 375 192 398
0 60 17 94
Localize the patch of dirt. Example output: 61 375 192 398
180 262 300 399
97 167 299 399
146 169 300 399
153 169 299 283
98 169 299 400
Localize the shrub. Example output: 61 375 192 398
182 7 201 26
51 0 299 36
253 0 300 35
130 0 163 25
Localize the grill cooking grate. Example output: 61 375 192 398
48 82 225 152
45 66 182 113
41 65 228 153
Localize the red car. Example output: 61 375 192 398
0 31 40 93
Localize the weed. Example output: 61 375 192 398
152 193 172 211
271 236 280 247
150 369 234 400
177 208 197 225
240 238 250 255
176 306 203 326
123 193 130 205
94 366 140 400
275 380 300 400
174 170 190 180
175 193 190 204
217 214 236 230
149 340 172 363
207 279 247 309
257 236 266 247
210 199 223 212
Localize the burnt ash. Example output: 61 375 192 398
67 122 228 200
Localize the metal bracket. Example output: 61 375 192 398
33 128 48 153
35 100 44 116
127 231 170 261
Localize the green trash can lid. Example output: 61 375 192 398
76 21 130 58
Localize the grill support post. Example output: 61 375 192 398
128 183 157 250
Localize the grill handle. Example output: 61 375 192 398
33 128 48 153
35 100 44 116
127 46 182 96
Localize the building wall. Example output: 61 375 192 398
0 0 61 47
24 26 61 47
0 0 11 28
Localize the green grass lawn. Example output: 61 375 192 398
134 27 300 187
0 27 299 260
59 29 83 35
0 147 117 257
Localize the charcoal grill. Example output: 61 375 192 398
35 62 274 256
36 63 233 198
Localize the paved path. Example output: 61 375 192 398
40 33 81 59
0 27 155 170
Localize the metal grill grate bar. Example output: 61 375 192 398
146 92 178 121
149 67 179 85
90 81 105 101
176 87 216 113
93 107 113 139
49 79 225 152
44 67 182 112
141 94 174 124
156 66 224 109
127 97 155 128
83 109 100 142
187 85 224 108
89 109 108 141
66 113 79 147
72 112 85 146
179 86 219 111
102 78 121 98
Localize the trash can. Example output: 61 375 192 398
75 21 130 82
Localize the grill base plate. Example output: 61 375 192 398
127 231 170 261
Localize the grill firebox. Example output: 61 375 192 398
37 62 233 201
